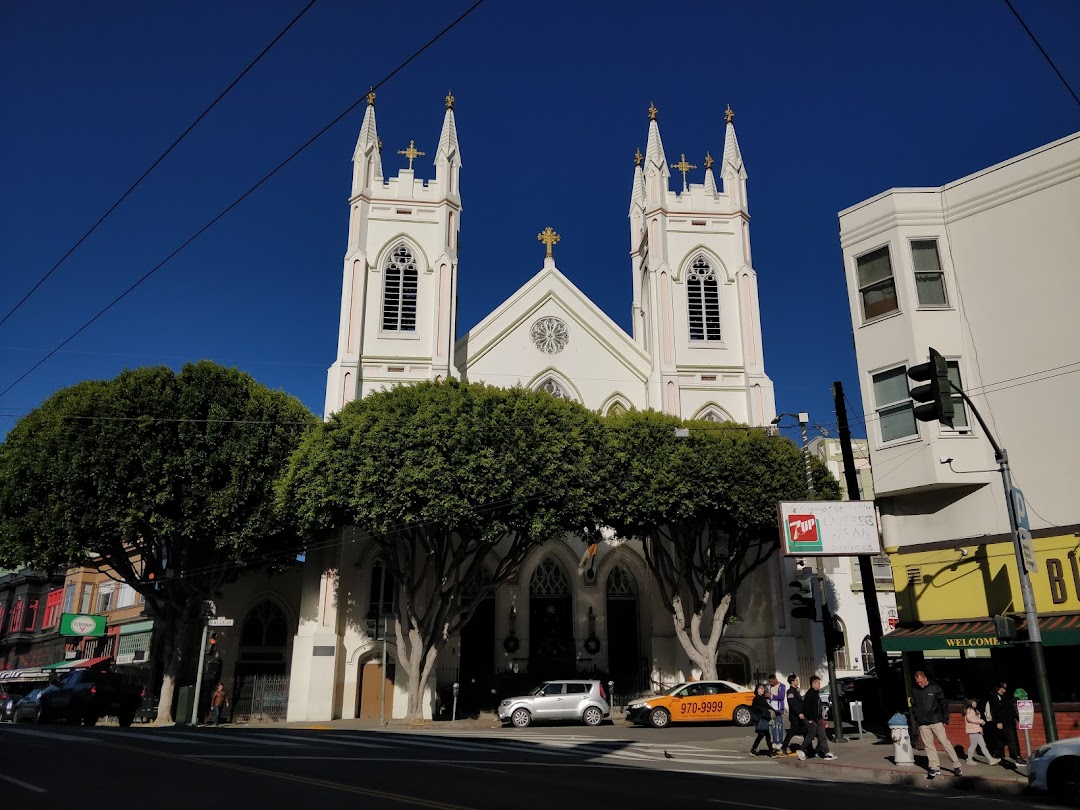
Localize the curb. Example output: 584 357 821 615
777 758 1030 795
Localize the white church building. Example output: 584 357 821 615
276 93 802 721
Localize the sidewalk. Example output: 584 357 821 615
775 733 1031 796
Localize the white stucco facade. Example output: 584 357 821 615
287 97 788 722
837 131 1080 554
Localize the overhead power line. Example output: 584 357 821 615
0 0 488 403
0 0 320 332
1003 0 1080 108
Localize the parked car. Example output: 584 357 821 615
626 680 754 728
1 687 26 722
498 680 611 728
37 669 144 726
1028 736 1080 803
13 688 50 723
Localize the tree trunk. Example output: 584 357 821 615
154 611 190 725
671 593 731 683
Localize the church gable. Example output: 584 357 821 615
456 263 650 412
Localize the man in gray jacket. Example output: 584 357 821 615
912 671 961 779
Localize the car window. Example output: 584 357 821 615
564 683 590 694
659 683 687 696
680 684 704 697
712 683 737 694
701 684 723 695
543 683 565 695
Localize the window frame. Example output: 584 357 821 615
685 256 723 343
870 363 920 446
44 588 64 629
379 244 420 335
855 244 901 324
909 238 951 310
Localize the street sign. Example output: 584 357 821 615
1018 699 1035 730
777 501 880 556
60 613 107 637
1011 486 1037 573
207 617 234 627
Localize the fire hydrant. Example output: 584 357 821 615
889 712 914 766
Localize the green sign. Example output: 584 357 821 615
59 613 107 637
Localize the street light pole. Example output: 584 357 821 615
772 412 814 497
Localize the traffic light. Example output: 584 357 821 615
823 617 846 652
994 615 1017 642
208 632 218 652
789 579 817 620
908 347 955 427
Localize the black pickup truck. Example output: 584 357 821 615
38 669 144 727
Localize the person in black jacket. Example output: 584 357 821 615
749 684 776 756
986 682 1025 764
912 671 961 778
797 676 837 760
782 674 806 755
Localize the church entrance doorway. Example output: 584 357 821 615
529 557 574 679
605 566 642 691
458 593 496 714
358 659 395 720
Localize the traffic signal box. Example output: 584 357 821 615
908 347 955 427
789 578 817 621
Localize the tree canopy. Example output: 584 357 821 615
601 410 840 679
278 379 607 717
0 361 315 720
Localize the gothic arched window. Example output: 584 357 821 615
606 566 638 598
240 600 289 648
382 245 418 332
687 257 721 342
530 557 570 596
537 378 568 400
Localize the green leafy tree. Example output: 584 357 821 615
0 362 315 722
602 410 840 681
278 379 606 719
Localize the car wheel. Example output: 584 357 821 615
649 707 671 729
582 706 603 727
34 706 43 724
733 705 753 727
118 713 135 728
511 708 532 728
83 714 98 726
1048 756 1080 803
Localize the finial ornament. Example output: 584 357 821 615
397 139 425 170
725 104 734 124
537 226 561 259
704 151 714 170
366 88 376 107
445 90 455 110
634 148 643 167
670 153 697 190
648 101 658 121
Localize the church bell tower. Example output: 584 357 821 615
324 91 462 417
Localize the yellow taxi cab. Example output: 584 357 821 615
625 680 755 728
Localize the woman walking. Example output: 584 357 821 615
750 683 776 757
964 698 1000 765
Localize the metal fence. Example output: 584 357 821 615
225 674 290 723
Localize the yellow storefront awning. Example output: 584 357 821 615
883 613 1080 652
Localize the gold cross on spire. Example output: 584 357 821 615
671 154 697 190
704 151 714 170
634 147 643 167
537 226 561 259
397 139 425 170
648 101 658 121
445 90 455 110
366 88 376 107
725 104 734 124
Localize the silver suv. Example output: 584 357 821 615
498 680 611 728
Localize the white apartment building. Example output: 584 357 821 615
837 131 1080 698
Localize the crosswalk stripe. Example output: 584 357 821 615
0 726 106 744
85 728 196 744
358 733 571 757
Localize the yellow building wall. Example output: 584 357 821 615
888 533 1080 624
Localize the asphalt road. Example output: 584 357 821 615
0 723 1051 809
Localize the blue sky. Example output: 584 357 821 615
2 0 1078 441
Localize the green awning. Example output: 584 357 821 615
118 620 154 636
883 613 1080 652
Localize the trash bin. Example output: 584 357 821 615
176 686 194 726
889 712 914 766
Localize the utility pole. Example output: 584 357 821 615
799 413 814 497
191 600 215 726
833 381 894 713
377 563 389 726
815 573 845 743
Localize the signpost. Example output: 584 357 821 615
1012 487 1038 573
59 613 107 638
207 618 234 628
777 501 880 557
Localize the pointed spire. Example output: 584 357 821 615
435 89 461 166
644 101 669 178
703 150 717 196
721 104 744 177
629 148 645 214
353 88 383 183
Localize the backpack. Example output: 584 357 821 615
984 701 993 722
